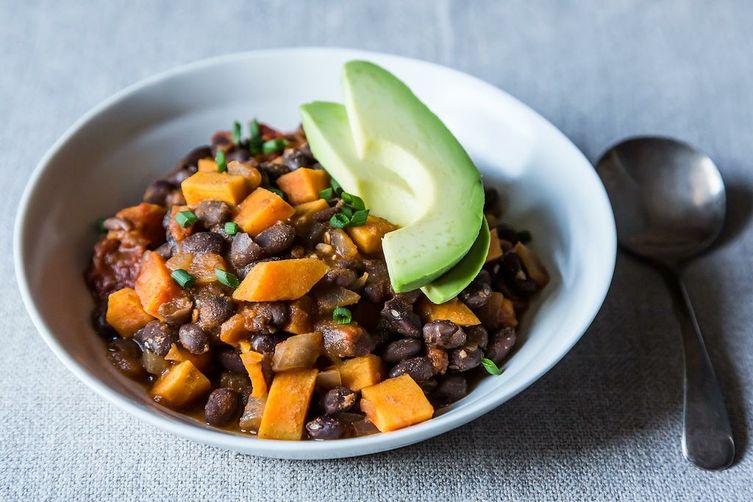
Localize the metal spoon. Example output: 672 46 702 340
596 136 734 470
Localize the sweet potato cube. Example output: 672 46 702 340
339 354 384 391
294 198 330 217
168 205 194 242
106 287 154 337
116 203 166 246
232 258 329 302
258 368 318 440
284 296 315 334
197 158 218 172
240 350 269 398
346 215 398 255
514 242 550 287
164 343 212 373
181 171 248 206
233 187 295 236
227 160 262 190
151 360 211 410
475 292 518 330
134 252 186 320
486 228 503 263
316 368 342 390
417 297 481 326
220 313 249 347
276 168 330 205
360 375 434 432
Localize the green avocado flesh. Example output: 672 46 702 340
300 60 485 299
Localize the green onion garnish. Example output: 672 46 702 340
95 218 107 233
517 230 532 243
341 206 353 218
248 119 262 155
330 178 343 194
175 210 198 228
481 358 502 376
330 213 350 229
224 221 239 236
171 269 195 288
215 150 227 172
268 187 286 200
349 209 369 226
341 192 365 210
215 268 240 288
333 306 352 324
319 187 334 201
262 138 288 154
232 121 242 146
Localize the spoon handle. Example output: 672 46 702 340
665 270 735 470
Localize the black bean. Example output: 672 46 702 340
226 148 251 163
304 221 327 246
422 320 466 349
449 346 484 372
426 346 449 375
243 302 289 334
459 278 492 309
178 324 209 354
134 320 175 357
258 161 291 181
211 130 233 152
484 188 500 213
106 338 145 379
194 201 232 227
319 321 375 358
205 388 240 426
497 223 520 245
250 334 283 354
370 321 395 353
363 259 392 303
229 233 264 269
312 206 340 222
255 223 295 255
155 242 173 260
432 375 468 404
181 232 226 255
381 296 421 338
486 327 517 365
306 416 345 440
321 387 357 415
388 356 434 382
323 267 357 288
164 168 193 186
178 146 212 171
220 371 252 394
382 338 423 364
394 291 422 304
465 325 489 350
196 295 235 332
143 180 173 206
282 148 314 170
157 296 193 325
217 348 246 373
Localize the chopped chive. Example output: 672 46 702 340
95 218 107 233
341 192 365 210
215 150 227 172
224 221 239 236
330 213 350 229
268 187 286 200
341 206 353 218
517 230 532 243
481 358 503 376
175 210 198 228
349 209 369 226
262 138 288 154
248 119 263 155
319 187 334 201
330 178 343 194
332 306 352 324
232 121 242 146
215 268 240 288
171 269 195 288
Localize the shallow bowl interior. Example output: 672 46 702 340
15 48 616 459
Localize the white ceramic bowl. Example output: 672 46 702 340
14 48 615 459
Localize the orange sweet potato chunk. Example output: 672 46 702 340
168 205 194 242
219 313 249 347
360 374 434 432
151 360 211 410
181 171 248 206
227 160 262 190
232 258 329 302
106 287 154 337
240 350 269 398
233 187 295 236
276 168 330 205
417 297 481 326
284 296 315 334
116 203 166 246
293 198 329 217
258 368 318 440
339 354 384 392
197 158 218 172
134 251 186 320
164 343 212 373
514 242 550 287
346 215 398 255
486 228 503 263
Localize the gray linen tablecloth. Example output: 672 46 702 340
2 1 752 500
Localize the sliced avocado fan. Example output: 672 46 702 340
300 61 486 302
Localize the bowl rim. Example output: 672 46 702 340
14 47 616 459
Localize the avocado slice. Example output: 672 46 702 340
300 61 485 295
